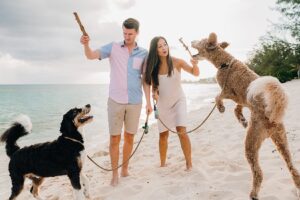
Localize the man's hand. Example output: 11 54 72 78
145 104 153 115
80 35 90 45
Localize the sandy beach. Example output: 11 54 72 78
2 80 300 200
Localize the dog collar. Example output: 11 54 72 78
220 58 236 69
64 136 84 146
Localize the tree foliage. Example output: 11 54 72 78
248 39 299 82
247 0 300 82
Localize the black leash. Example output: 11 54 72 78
154 100 216 135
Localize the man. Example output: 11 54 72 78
80 18 152 186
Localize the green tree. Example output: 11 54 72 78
247 0 300 82
248 39 298 82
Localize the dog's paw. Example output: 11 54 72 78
250 191 259 200
296 188 300 199
217 105 225 113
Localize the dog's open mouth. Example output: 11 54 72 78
79 115 93 123
78 104 93 124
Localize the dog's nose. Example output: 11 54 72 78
86 104 91 108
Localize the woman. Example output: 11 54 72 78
144 36 199 170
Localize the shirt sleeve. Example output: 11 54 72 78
98 42 113 60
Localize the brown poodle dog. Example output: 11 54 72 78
191 32 300 200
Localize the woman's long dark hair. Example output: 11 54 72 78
145 36 173 89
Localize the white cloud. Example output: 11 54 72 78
0 53 110 84
0 53 37 84
112 0 136 9
0 0 280 84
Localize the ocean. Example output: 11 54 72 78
0 83 219 198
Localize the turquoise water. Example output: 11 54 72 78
0 83 219 198
0 84 109 144
0 83 219 142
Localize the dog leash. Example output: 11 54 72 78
154 100 216 135
86 114 149 171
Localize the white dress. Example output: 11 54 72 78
157 68 187 133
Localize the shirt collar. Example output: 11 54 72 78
120 41 139 50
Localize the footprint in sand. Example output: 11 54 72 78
93 196 104 200
129 184 143 191
190 169 208 182
92 150 109 157
49 196 59 200
224 172 250 182
164 185 185 196
259 195 280 200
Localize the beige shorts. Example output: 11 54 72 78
107 98 142 135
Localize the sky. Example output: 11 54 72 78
0 0 281 84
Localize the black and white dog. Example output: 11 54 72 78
0 104 93 200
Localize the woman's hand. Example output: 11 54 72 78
190 58 200 76
152 90 159 101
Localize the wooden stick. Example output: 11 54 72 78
73 12 88 36
179 37 193 58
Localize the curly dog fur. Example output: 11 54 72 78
191 33 300 200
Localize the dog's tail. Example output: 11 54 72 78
247 76 288 123
0 114 32 157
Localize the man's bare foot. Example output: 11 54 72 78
110 175 119 186
160 163 167 167
120 170 129 177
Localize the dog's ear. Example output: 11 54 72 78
219 42 229 49
207 32 217 50
60 117 76 135
208 32 217 43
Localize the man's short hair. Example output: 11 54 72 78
123 18 139 32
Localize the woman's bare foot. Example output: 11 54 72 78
121 169 129 177
110 174 119 186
